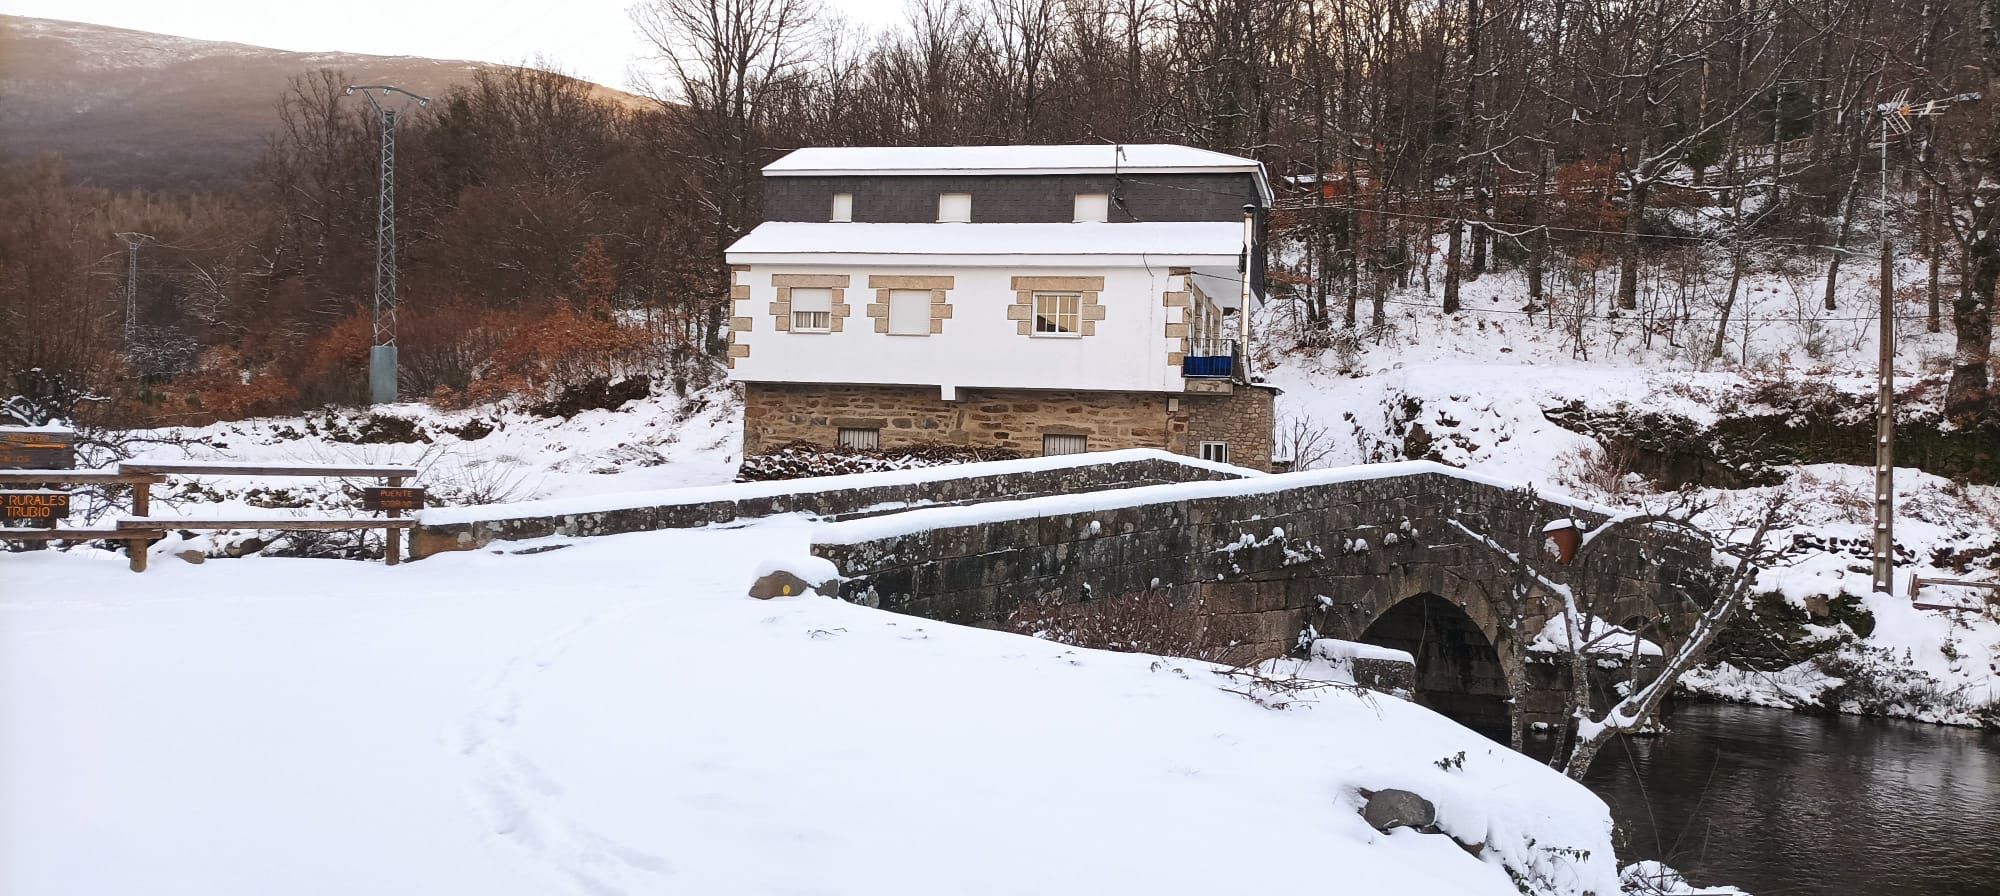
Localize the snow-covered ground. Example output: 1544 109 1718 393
60 387 742 558
2 522 1628 895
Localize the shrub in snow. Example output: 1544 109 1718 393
527 375 654 419
3 367 97 427
1618 860 1748 895
1005 585 1227 662
736 440 1022 482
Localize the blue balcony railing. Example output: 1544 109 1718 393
1182 338 1236 379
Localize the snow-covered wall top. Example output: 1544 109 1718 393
813 459 1625 545
420 448 1257 527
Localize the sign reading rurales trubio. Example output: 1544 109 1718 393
0 428 75 470
1 490 70 527
363 487 426 512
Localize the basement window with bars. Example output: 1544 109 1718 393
791 287 833 333
1032 292 1082 336
1042 433 1088 456
1199 441 1229 464
837 427 881 450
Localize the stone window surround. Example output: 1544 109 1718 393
768 273 853 334
1006 276 1106 337
726 265 752 368
865 275 956 335
1162 267 1193 367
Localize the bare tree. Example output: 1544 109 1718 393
632 0 820 355
1451 489 1793 779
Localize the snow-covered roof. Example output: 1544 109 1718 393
765 144 1273 205
726 222 1245 263
765 144 1261 177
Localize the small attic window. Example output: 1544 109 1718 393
938 193 971 223
831 193 853 222
1074 193 1109 222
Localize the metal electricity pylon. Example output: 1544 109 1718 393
1867 88 1977 596
342 84 431 406
113 231 153 359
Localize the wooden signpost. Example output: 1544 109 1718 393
0 428 75 469
2 489 70 527
364 480 424 566
362 486 426 512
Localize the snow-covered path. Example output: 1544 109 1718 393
3 527 1622 895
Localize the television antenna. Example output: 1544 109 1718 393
1866 88 1977 598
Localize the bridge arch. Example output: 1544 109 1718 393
1356 593 1514 742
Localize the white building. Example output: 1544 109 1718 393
726 144 1277 469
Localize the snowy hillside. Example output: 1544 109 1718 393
3 523 1627 895
0 15 644 190
1259 256 2000 726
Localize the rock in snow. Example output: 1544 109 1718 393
1359 787 1438 832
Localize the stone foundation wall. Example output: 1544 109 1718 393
1180 385 1275 470
744 381 1275 470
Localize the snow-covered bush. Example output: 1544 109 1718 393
736 440 1021 482
1005 585 1228 663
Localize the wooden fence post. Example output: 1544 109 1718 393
129 477 150 573
385 475 402 566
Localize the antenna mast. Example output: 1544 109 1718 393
343 84 431 406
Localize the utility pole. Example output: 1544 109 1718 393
1869 89 1977 595
342 84 430 406
113 232 153 360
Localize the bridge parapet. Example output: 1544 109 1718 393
410 449 1254 557
812 460 1716 730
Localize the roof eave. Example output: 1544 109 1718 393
726 251 1244 267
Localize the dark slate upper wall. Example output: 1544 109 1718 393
761 172 1264 223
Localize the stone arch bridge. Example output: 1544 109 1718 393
411 450 1717 736
808 462 1717 735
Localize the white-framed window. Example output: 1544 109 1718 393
837 427 880 450
1032 292 1082 336
1199 441 1229 464
790 287 833 333
938 192 972 223
1073 193 1109 222
831 193 853 222
1043 433 1088 456
887 289 932 335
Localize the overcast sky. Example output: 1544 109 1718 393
1 0 908 91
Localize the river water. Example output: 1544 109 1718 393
1582 703 2000 895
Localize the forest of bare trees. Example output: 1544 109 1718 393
4 0 1999 427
